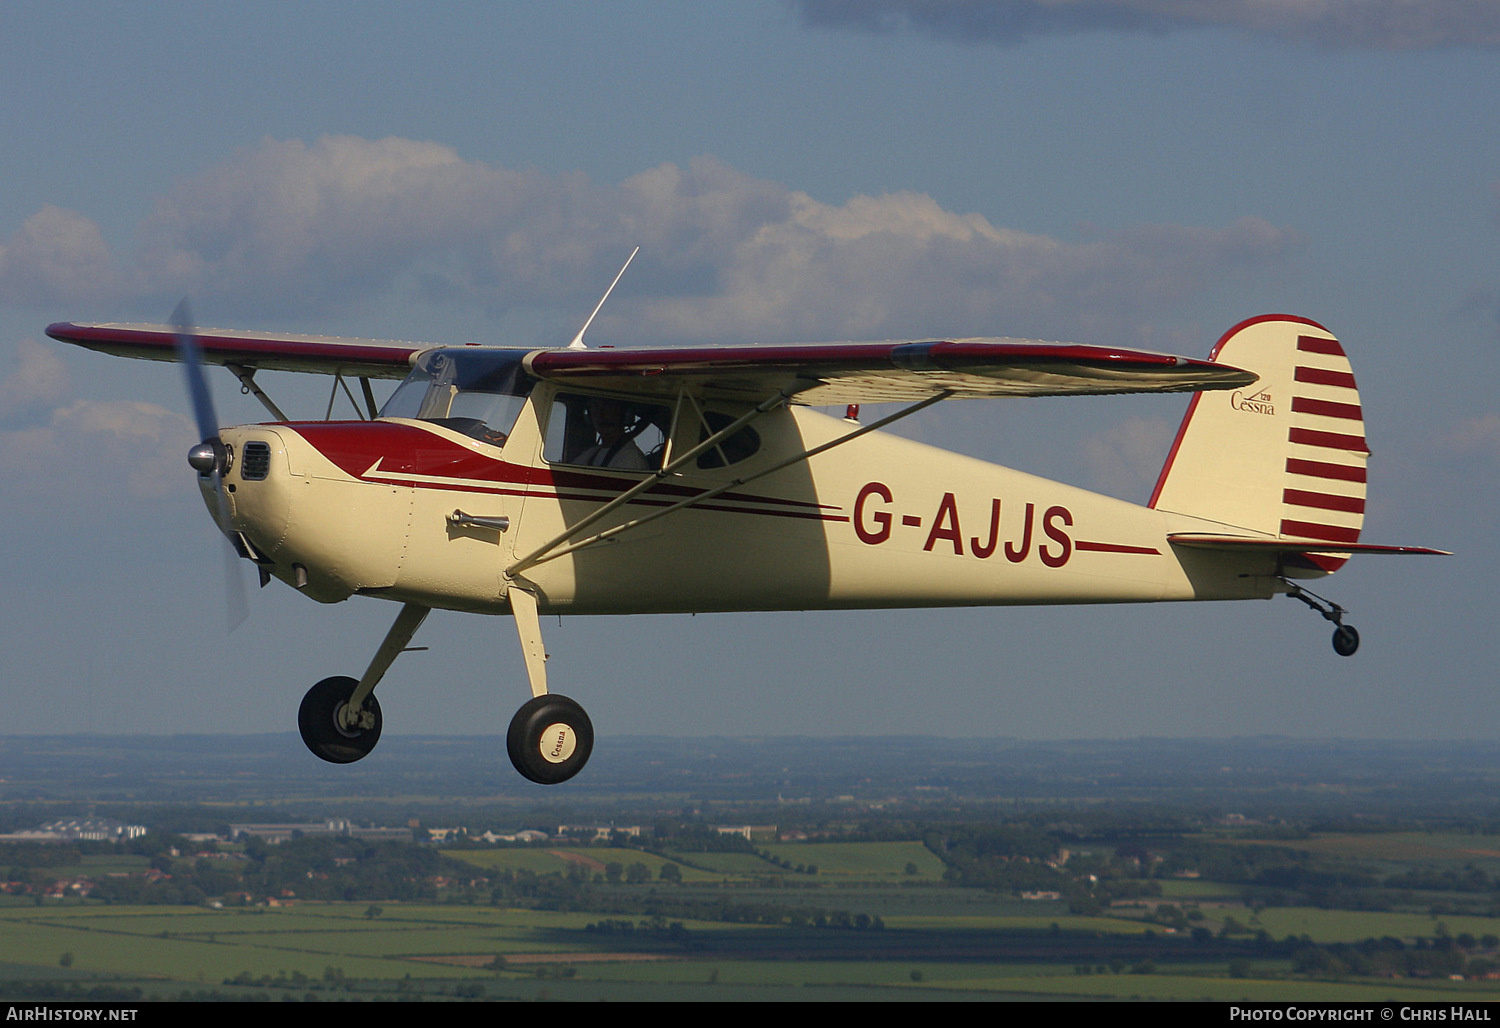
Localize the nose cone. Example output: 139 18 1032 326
188 440 223 474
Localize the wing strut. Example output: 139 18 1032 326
324 371 369 420
505 389 955 577
360 377 380 419
225 364 289 421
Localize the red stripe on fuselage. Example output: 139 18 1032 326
1074 541 1161 555
287 421 847 521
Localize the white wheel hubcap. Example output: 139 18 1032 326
539 723 576 764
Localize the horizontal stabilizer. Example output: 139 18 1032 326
1168 533 1449 556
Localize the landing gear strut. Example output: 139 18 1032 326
1282 580 1360 657
298 602 428 764
504 583 594 784
294 589 597 784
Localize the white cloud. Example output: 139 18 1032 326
129 139 792 317
0 205 117 306
8 136 1296 346
628 199 1295 343
1445 413 1500 461
0 338 192 503
794 0 1500 50
0 338 72 426
135 135 541 309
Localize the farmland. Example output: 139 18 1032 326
5 897 1500 1002
6 734 1500 1001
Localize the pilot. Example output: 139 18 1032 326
576 399 650 469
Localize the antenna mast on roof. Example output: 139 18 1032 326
568 246 640 350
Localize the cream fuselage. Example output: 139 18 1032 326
209 385 1281 618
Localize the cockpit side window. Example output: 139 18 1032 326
379 349 535 448
694 410 761 469
544 393 670 471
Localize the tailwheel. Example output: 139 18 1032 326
1332 624 1360 657
298 675 383 764
1281 579 1361 659
507 694 594 785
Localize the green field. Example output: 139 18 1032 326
1153 878 1242 901
1291 832 1500 866
8 898 1500 1002
448 847 727 883
13 819 1500 1002
1253 907 1500 944
0 902 745 987
758 841 947 881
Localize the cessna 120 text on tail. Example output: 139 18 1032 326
48 280 1447 784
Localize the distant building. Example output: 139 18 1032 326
713 825 777 841
182 832 226 845
556 824 642 841
229 819 412 844
475 829 549 844
0 819 147 844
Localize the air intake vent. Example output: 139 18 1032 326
241 441 272 481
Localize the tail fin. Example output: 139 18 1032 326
1149 315 1368 560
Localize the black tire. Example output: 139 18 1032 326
298 675 382 763
507 694 594 785
1332 625 1360 657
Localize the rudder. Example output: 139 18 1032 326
1149 315 1368 556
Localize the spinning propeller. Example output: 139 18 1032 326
172 300 250 630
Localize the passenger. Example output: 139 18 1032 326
575 399 650 469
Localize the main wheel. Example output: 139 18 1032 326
298 676 382 763
507 694 594 785
1332 624 1360 657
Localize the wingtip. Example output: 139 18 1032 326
44 321 78 342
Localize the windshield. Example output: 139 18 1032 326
379 348 535 447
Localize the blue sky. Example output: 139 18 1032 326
1 1 1495 747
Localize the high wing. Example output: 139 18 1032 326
526 338 1254 404
46 322 423 379
46 322 1255 404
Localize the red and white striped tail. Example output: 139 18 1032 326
1150 316 1367 568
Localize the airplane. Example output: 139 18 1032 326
47 294 1447 784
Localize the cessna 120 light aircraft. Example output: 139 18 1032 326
48 284 1446 784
